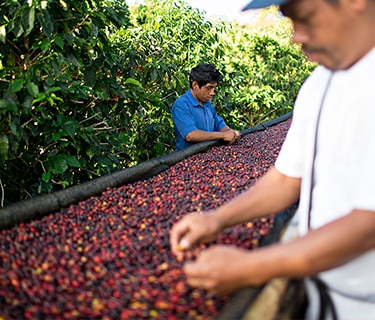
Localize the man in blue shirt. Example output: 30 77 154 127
172 64 241 151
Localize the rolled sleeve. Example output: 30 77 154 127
213 112 227 131
351 119 375 211
275 116 305 179
172 102 197 139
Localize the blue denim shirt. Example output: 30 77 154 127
172 89 226 151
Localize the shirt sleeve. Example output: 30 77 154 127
210 104 226 131
172 101 198 139
275 106 306 179
351 106 375 211
275 66 328 179
352 155 375 211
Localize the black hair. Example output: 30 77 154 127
189 64 221 89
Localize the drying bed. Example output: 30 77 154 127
0 117 292 319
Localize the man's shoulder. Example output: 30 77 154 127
173 89 196 109
297 65 331 94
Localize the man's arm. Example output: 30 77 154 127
170 167 301 254
262 209 375 279
185 128 239 144
214 166 301 229
183 209 375 296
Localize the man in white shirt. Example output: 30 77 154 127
169 0 375 318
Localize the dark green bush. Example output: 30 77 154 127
0 0 131 203
0 0 315 205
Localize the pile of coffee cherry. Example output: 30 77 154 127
0 118 292 319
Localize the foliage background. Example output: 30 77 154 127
0 0 315 205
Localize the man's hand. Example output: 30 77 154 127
170 212 223 256
180 210 375 297
221 129 241 144
183 245 253 296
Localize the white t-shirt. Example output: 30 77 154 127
275 46 375 319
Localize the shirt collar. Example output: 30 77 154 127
186 89 209 108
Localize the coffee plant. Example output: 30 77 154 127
0 0 132 204
0 0 314 207
0 118 292 319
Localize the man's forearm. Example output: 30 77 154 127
241 209 375 286
215 167 301 229
185 129 228 142
219 126 231 132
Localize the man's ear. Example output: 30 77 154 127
191 81 199 90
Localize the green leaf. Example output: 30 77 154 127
42 171 51 183
39 38 51 52
22 6 35 35
77 130 91 143
62 120 79 139
86 147 95 159
45 78 55 86
45 87 61 94
51 131 61 141
54 35 64 49
68 53 81 68
66 155 81 167
12 19 24 38
26 81 39 97
51 155 68 174
11 79 25 93
38 9 53 38
32 92 46 103
124 78 143 88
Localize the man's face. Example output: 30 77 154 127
281 0 360 70
191 81 217 104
